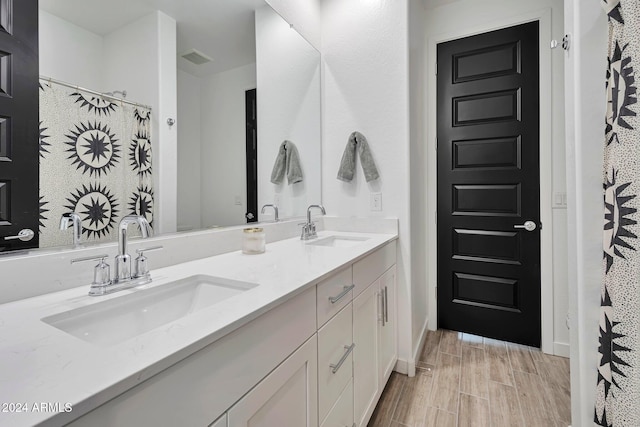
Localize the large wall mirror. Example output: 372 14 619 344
8 0 321 253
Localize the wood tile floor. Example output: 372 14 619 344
368 330 571 427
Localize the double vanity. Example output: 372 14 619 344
0 218 398 427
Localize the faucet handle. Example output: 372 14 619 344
71 254 112 289
134 246 163 280
71 254 110 265
135 245 164 256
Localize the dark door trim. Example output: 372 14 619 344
426 13 557 354
245 88 257 223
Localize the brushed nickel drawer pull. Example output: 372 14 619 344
329 284 355 304
384 286 389 323
330 343 356 374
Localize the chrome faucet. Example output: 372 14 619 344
261 204 279 222
301 205 326 240
71 215 162 296
60 212 82 247
115 215 153 283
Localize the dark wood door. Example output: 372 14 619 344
0 0 39 252
245 88 257 223
437 22 541 347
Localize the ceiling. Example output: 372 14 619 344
39 0 266 77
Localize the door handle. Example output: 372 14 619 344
4 229 35 242
513 221 537 232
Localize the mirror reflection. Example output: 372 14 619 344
30 0 321 250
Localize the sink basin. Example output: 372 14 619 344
42 275 258 346
307 235 369 248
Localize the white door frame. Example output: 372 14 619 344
426 8 555 354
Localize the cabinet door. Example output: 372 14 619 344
379 265 397 384
210 413 227 427
352 280 380 427
228 335 318 427
321 380 354 427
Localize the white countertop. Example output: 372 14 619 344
0 230 396 426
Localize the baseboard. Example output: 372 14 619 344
394 358 409 375
553 341 570 358
394 317 430 378
411 317 429 375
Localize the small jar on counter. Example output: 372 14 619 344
242 227 265 254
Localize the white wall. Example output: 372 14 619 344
264 0 321 50
422 0 568 355
256 6 322 220
177 69 203 231
565 0 607 424
409 0 429 360
321 0 414 370
38 10 104 90
103 11 178 234
200 63 257 227
157 12 178 234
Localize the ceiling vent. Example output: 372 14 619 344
181 49 213 65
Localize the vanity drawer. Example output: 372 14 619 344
316 266 353 327
318 302 353 423
321 379 354 427
353 241 396 296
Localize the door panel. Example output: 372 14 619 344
453 42 520 82
437 21 540 347
379 265 397 383
452 229 522 264
452 136 521 170
453 89 520 125
228 335 318 427
0 0 39 251
353 280 380 427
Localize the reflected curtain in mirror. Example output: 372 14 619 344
38 79 154 248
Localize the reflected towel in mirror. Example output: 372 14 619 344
337 131 380 182
270 140 304 185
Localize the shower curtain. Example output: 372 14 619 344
596 1 640 425
38 79 154 248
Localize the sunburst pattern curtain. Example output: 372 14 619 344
596 1 640 425
38 80 154 248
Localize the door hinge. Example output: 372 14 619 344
550 34 570 51
434 62 438 75
435 137 438 152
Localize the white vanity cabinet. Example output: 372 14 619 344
353 242 397 427
65 240 397 427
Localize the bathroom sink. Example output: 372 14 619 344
307 235 369 248
42 275 258 346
